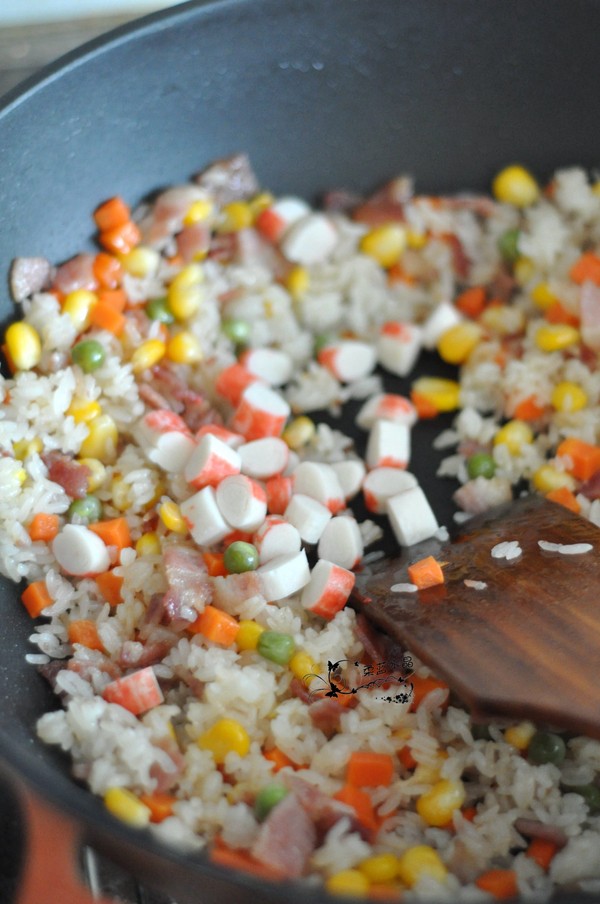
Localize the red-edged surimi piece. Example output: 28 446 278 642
240 348 294 387
317 340 377 384
195 423 245 449
257 549 310 601
230 382 290 441
421 301 463 350
366 420 410 470
215 474 267 532
103 666 164 715
292 461 345 514
331 459 366 501
265 475 293 514
52 524 110 576
238 437 289 479
301 559 356 620
284 493 332 544
255 196 311 243
137 409 196 472
385 485 439 547
180 486 231 546
316 516 363 570
215 362 261 406
355 393 418 430
362 467 419 514
376 321 423 377
280 213 338 265
184 433 241 490
253 515 301 564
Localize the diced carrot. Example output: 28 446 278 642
407 555 445 590
347 751 395 787
95 570 124 606
263 747 298 772
89 299 126 336
544 300 579 327
462 806 477 822
202 551 228 577
455 285 487 318
68 619 104 651
570 251 600 286
97 288 127 312
333 783 378 832
93 196 131 232
209 842 286 880
103 666 164 714
409 675 449 712
99 220 141 255
410 390 439 420
188 605 239 646
139 792 177 823
88 517 132 551
398 745 417 770
27 513 60 543
475 869 518 899
93 252 123 289
21 581 52 618
367 884 402 901
546 485 581 514
387 263 416 286
526 837 559 871
556 437 600 480
255 208 286 243
513 395 547 421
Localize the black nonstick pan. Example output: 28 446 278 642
1 1 600 901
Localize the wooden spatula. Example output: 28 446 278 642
351 495 600 738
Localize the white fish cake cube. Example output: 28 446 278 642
386 486 439 546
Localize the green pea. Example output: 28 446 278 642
568 784 600 815
257 631 296 665
528 731 566 766
68 494 102 525
146 296 175 324
498 228 521 264
71 339 105 373
222 318 251 347
223 541 259 574
254 784 289 821
466 452 496 480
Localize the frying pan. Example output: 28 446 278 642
1 0 599 900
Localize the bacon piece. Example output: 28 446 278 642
322 189 363 214
210 571 263 613
118 638 175 669
139 185 208 246
579 470 600 501
289 676 312 704
10 257 54 301
138 382 173 411
251 791 317 877
353 176 413 226
53 253 97 294
176 221 211 263
149 737 185 793
443 194 499 217
281 773 371 842
453 476 512 514
42 451 90 499
308 697 345 737
580 280 600 351
163 545 212 627
195 153 260 206
145 364 216 431
514 818 568 849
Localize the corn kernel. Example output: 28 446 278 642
166 331 203 365
78 457 107 492
412 376 461 412
170 263 204 290
15 467 27 485
416 779 465 827
103 787 151 828
480 304 525 337
532 464 576 494
197 718 250 762
13 438 42 460
437 322 483 365
326 869 370 897
159 498 188 534
183 198 214 225
289 651 318 685
535 324 580 353
406 228 428 249
62 290 98 332
79 414 118 464
167 282 204 321
118 246 160 278
249 191 275 218
492 165 540 207
593 181 600 197
494 420 534 455
236 619 265 651
504 721 536 751
218 201 253 233
360 224 407 268
513 256 536 286
111 476 132 512
282 416 316 450
531 281 559 311
551 381 588 413
131 339 166 373
285 266 310 301
396 845 447 887
359 854 399 884
67 398 102 424
5 321 42 371
135 532 161 557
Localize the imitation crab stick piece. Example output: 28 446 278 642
52 524 110 576
88 517 132 552
284 493 332 544
184 433 241 490
215 474 267 532
556 437 600 481
331 459 366 503
89 300 126 336
386 486 439 547
421 301 462 350
257 549 310 601
238 437 289 479
363 467 418 514
376 321 423 377
137 409 196 472
347 752 395 788
95 569 124 606
21 580 52 618
240 347 294 387
292 461 346 514
318 340 377 384
93 196 131 232
355 393 418 430
139 792 177 824
255 196 311 243
27 512 60 542
301 559 356 620
195 423 244 448
188 604 239 645
253 515 301 564
475 869 519 899
408 555 445 590
103 666 164 715
68 619 104 651
317 516 363 570
280 212 338 265
265 474 293 514
546 486 581 514
366 420 410 470
180 487 231 547
215 362 260 407
230 382 290 441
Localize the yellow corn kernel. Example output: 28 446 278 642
13 438 42 460
170 263 204 290
135 532 161 557
166 331 203 365
532 465 576 494
513 256 536 286
183 198 214 225
78 457 107 492
479 304 525 337
15 467 27 485
360 224 407 268
67 398 102 424
289 651 318 685
111 476 132 512
416 779 465 827
531 281 559 311
406 228 428 249
249 191 274 218
5 321 42 371
118 246 160 278
326 869 370 897
493 419 534 455
535 324 580 353
492 164 540 207
79 414 118 464
167 282 204 321
551 381 588 413
62 290 98 332
236 619 265 651
285 266 310 301
504 720 536 751
103 787 151 828
159 499 188 534
282 416 316 450
358 853 399 884
396 845 447 888
131 339 166 374
218 201 253 233
411 376 461 413
437 322 483 365
197 718 250 763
